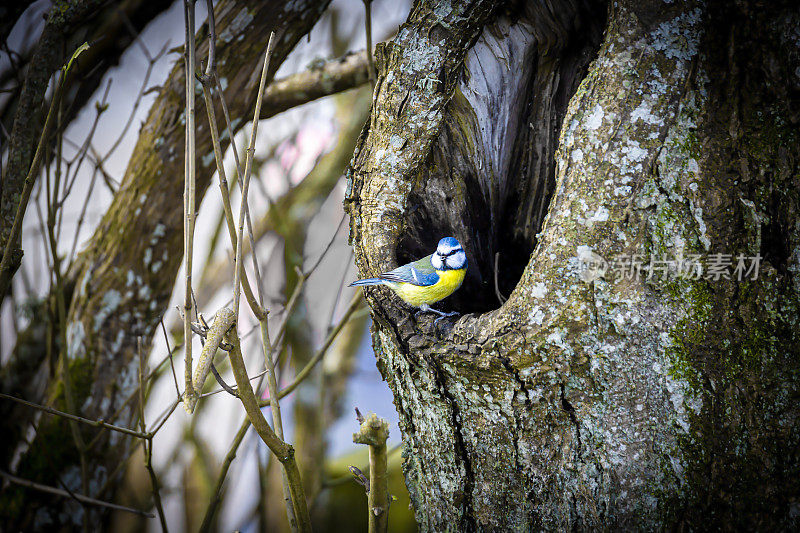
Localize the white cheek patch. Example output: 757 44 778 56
431 254 444 269
446 251 466 269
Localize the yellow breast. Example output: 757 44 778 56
389 268 466 307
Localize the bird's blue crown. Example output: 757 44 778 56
437 237 461 253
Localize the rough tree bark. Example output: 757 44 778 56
0 0 334 528
346 0 800 530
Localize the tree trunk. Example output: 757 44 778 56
346 0 800 529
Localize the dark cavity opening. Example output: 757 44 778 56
396 3 606 315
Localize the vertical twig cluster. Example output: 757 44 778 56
0 43 89 298
187 1 312 528
1 0 379 528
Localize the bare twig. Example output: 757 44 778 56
0 393 148 439
200 299 367 401
198 0 262 317
45 124 91 531
306 211 346 275
326 242 354 332
269 269 306 362
161 318 182 399
183 0 198 405
201 24 297 522
138 338 168 532
0 470 154 518
214 73 242 173
324 445 401 488
198 55 266 321
209 363 239 397
58 81 111 244
362 1 376 88
233 31 276 318
198 418 249 532
203 0 216 78
494 252 507 304
96 343 184 444
100 41 169 165
147 397 182 436
349 465 369 492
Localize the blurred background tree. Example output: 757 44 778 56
1 0 415 530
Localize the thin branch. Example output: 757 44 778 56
183 0 198 405
147 397 182 436
323 444 401 488
214 72 242 174
198 417 249 532
209 363 238 397
203 0 216 78
493 252 507 304
362 1 376 88
95 343 183 444
198 298 367 401
67 167 99 263
305 211 346 275
0 393 149 439
161 318 182 399
100 40 169 164
233 31 276 318
266 269 306 368
327 248 354 331
58 79 110 219
0 470 155 518
199 347 272 532
138 338 168 532
45 122 91 531
198 55 266 321
225 326 312 532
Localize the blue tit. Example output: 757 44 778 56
350 237 467 322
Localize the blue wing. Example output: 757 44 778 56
379 254 440 286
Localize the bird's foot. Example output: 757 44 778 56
415 304 459 325
433 311 459 327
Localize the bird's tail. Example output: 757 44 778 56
349 277 384 287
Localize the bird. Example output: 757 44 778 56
349 237 467 324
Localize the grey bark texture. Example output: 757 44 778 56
346 0 800 530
